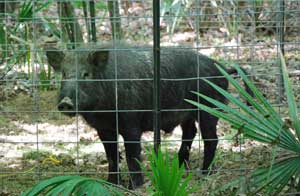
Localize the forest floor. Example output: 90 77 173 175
0 89 295 195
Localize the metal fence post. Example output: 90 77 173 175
153 0 161 153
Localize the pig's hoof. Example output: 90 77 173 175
128 174 144 189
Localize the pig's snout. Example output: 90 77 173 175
58 97 74 111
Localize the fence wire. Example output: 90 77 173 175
0 0 300 195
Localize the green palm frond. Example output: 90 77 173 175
139 148 196 196
186 53 300 195
21 175 138 196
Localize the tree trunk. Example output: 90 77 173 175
89 0 96 42
57 2 83 47
107 0 122 40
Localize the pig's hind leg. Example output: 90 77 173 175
178 118 197 168
199 111 219 174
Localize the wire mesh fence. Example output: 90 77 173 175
0 0 300 195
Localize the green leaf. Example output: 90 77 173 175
140 148 195 195
175 173 193 196
232 64 299 151
251 156 300 194
187 62 300 195
21 176 74 196
22 175 138 196
216 64 282 129
185 99 272 143
45 183 66 196
280 52 300 140
62 177 88 196
189 64 300 152
193 89 298 151
85 181 111 196
191 90 279 140
232 65 288 133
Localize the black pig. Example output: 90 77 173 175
46 43 241 188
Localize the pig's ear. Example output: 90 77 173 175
88 50 109 67
45 48 64 72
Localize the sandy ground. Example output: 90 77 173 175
0 115 245 169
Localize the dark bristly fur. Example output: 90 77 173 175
46 43 249 189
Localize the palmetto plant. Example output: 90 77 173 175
140 148 195 196
21 148 195 196
21 175 139 196
0 0 53 90
185 53 300 195
161 0 193 35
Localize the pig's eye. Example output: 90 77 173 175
82 71 90 79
